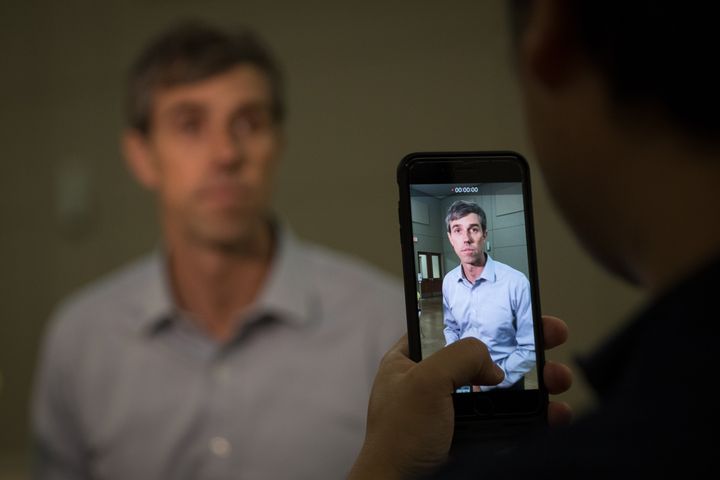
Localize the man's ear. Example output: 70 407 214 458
275 127 288 154
519 0 582 90
122 129 159 190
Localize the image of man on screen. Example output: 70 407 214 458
442 200 534 390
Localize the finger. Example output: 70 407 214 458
543 361 573 394
388 334 410 356
421 337 504 391
380 335 416 372
542 315 569 350
548 401 573 427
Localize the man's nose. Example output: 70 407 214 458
211 127 244 168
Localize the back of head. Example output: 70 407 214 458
509 1 720 287
511 0 720 143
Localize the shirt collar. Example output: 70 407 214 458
133 252 175 334
479 254 497 283
251 226 317 327
455 253 497 285
133 223 316 335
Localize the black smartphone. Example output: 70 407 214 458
397 151 547 443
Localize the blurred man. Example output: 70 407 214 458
350 0 720 477
32 22 405 479
443 200 534 390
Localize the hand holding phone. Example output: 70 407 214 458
396 151 548 447
349 316 571 480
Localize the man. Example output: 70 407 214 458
350 0 720 477
443 200 533 390
31 22 408 480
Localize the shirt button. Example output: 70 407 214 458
213 365 231 383
209 436 231 457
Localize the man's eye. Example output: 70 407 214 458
178 118 201 133
233 113 271 135
232 117 255 135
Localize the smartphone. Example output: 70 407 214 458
397 151 547 443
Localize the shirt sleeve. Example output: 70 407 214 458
495 276 536 388
32 311 91 480
442 281 461 346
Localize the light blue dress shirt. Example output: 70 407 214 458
32 227 405 480
442 254 535 388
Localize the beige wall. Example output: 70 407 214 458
0 0 642 474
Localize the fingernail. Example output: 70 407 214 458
494 364 505 382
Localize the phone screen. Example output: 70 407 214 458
409 181 538 392
398 152 546 418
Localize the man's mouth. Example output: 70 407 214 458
196 181 253 206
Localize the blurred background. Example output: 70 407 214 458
0 0 642 477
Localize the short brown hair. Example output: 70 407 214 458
446 200 487 233
126 21 285 135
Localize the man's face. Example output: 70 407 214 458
128 65 283 250
515 1 639 282
447 213 487 266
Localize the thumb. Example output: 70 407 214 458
421 337 504 392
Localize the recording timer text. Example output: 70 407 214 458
451 186 479 193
